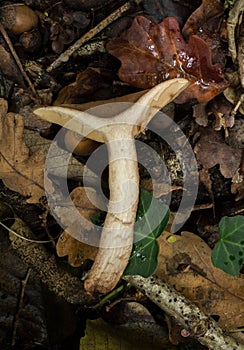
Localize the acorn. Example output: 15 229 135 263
0 4 39 35
64 129 100 156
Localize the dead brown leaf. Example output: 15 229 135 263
53 67 113 105
209 96 235 132
182 0 224 39
57 231 98 267
156 231 244 329
107 16 228 103
182 0 227 68
0 99 45 203
194 127 242 178
56 187 101 266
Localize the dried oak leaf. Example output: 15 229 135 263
56 187 100 267
194 127 242 178
107 16 228 103
0 100 45 203
156 231 244 329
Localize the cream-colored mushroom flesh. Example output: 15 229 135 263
34 78 189 294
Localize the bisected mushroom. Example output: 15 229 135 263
34 78 189 294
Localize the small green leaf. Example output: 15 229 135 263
211 215 244 276
124 189 169 277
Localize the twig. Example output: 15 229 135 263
0 220 54 244
231 94 244 118
11 268 31 346
46 1 133 73
0 23 39 98
124 275 244 350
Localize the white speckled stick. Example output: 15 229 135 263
124 275 244 350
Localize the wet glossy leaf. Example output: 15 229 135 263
124 189 169 277
211 216 244 276
107 16 228 103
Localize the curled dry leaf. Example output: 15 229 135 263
156 231 244 329
0 99 45 203
53 67 113 105
107 16 228 103
194 127 242 178
56 187 100 266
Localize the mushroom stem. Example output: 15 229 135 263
85 127 139 293
34 78 189 294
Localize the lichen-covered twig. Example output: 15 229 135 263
124 275 244 350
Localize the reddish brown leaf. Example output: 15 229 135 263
107 16 228 103
182 0 224 39
53 67 113 105
194 128 242 178
182 0 227 67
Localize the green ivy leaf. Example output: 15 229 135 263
211 215 244 276
124 189 169 277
